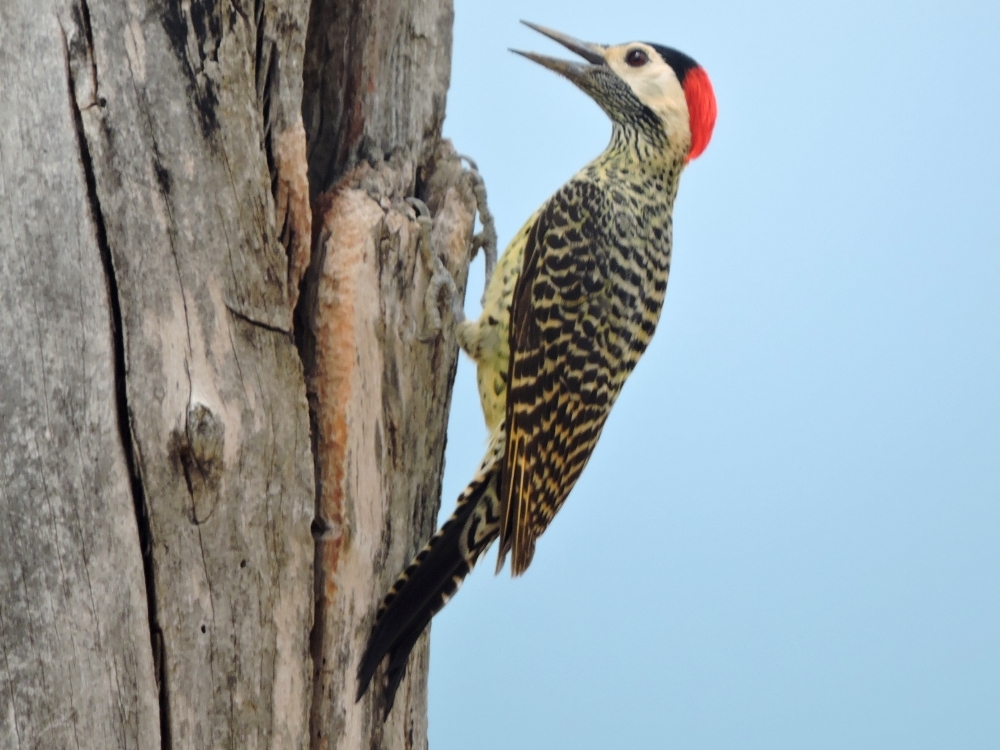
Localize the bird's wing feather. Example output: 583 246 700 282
498 178 627 575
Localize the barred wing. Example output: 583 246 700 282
498 179 629 575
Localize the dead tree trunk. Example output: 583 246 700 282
0 0 473 747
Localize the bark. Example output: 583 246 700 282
298 3 475 747
0 7 161 748
1 0 470 748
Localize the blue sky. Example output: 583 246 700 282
430 2 1000 747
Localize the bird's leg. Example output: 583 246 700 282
407 197 465 342
458 155 498 306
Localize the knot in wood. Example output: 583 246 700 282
186 402 224 468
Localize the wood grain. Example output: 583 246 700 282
0 3 161 747
1 0 469 746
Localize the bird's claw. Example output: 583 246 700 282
407 197 465 342
458 155 498 306
407 149 496 342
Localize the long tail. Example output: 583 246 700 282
356 431 505 712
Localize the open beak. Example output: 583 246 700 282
510 21 606 81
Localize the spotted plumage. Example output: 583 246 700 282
357 22 717 713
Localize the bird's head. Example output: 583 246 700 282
513 22 717 163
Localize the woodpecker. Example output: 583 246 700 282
357 21 717 711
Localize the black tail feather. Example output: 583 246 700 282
378 573 465 717
356 476 489 705
380 622 428 717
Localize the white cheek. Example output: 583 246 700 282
631 74 667 102
625 72 690 147
626 70 685 116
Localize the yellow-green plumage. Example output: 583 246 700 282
457 210 540 433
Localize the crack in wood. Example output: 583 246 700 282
227 303 293 335
62 19 171 749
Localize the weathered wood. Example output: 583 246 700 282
300 143 476 749
1 0 316 746
62 0 318 744
302 0 454 197
0 4 160 748
3 0 468 745
297 3 474 747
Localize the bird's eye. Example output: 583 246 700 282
625 49 649 67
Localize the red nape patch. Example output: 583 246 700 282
683 66 717 162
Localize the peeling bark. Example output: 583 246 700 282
299 143 476 749
1 0 468 747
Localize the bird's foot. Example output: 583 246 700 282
407 197 466 342
458 155 498 306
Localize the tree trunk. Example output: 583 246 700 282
0 0 472 747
